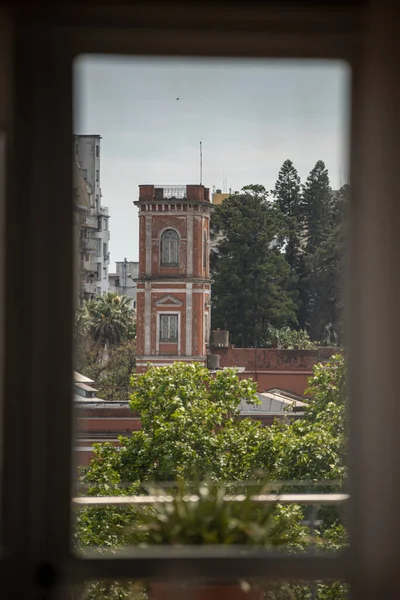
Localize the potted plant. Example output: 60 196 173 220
130 480 305 600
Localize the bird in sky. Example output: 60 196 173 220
176 97 180 100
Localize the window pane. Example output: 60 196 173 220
161 230 179 266
72 55 349 572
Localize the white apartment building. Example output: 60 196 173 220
74 134 110 296
108 259 139 309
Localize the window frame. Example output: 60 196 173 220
159 313 179 343
160 227 180 268
2 3 392 599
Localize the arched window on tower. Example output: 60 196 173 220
161 229 179 267
203 230 208 270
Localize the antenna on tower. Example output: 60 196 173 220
200 141 203 185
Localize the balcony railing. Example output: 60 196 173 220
84 214 98 228
80 237 99 253
156 185 187 199
83 261 98 272
73 492 349 507
72 491 349 580
82 281 98 295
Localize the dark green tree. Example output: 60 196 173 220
211 185 298 347
298 161 333 337
272 159 303 272
301 161 332 255
304 184 348 344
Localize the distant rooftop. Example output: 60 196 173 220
137 184 210 203
74 371 95 385
239 390 306 415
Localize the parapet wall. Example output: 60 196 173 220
213 346 339 395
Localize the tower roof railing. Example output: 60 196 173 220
155 185 187 199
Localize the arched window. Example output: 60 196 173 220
203 231 208 270
161 229 179 267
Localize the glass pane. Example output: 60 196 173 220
72 55 350 572
161 316 168 340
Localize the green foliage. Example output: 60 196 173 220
211 185 298 346
79 363 261 492
256 355 346 483
301 161 332 255
267 326 318 350
298 165 346 343
305 354 346 423
130 480 308 548
272 159 303 273
302 185 348 345
75 293 136 400
210 165 346 346
79 339 136 402
76 358 347 600
85 292 136 348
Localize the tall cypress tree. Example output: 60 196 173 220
210 185 298 347
300 161 334 340
305 184 348 344
302 160 332 254
272 159 303 272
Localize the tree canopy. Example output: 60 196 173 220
272 159 303 272
75 292 136 401
210 162 347 346
75 356 347 599
211 185 298 347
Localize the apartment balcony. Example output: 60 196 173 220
83 214 98 229
83 261 98 272
80 237 99 253
100 205 109 215
82 281 98 295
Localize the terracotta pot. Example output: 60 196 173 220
150 582 264 600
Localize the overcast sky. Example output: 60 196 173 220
74 56 350 267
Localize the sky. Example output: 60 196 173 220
74 56 350 268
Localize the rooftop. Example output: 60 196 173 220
73 371 95 385
137 184 211 205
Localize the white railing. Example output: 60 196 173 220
157 185 187 199
84 214 98 228
83 261 98 272
73 492 349 507
81 237 99 252
82 282 98 295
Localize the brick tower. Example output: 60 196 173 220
134 185 212 372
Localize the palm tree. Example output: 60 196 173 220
86 292 135 347
74 305 91 342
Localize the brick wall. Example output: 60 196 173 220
214 346 338 395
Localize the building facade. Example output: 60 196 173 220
135 184 212 372
74 134 110 296
108 259 139 309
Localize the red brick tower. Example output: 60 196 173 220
134 185 212 372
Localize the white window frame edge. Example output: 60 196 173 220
1 3 380 596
